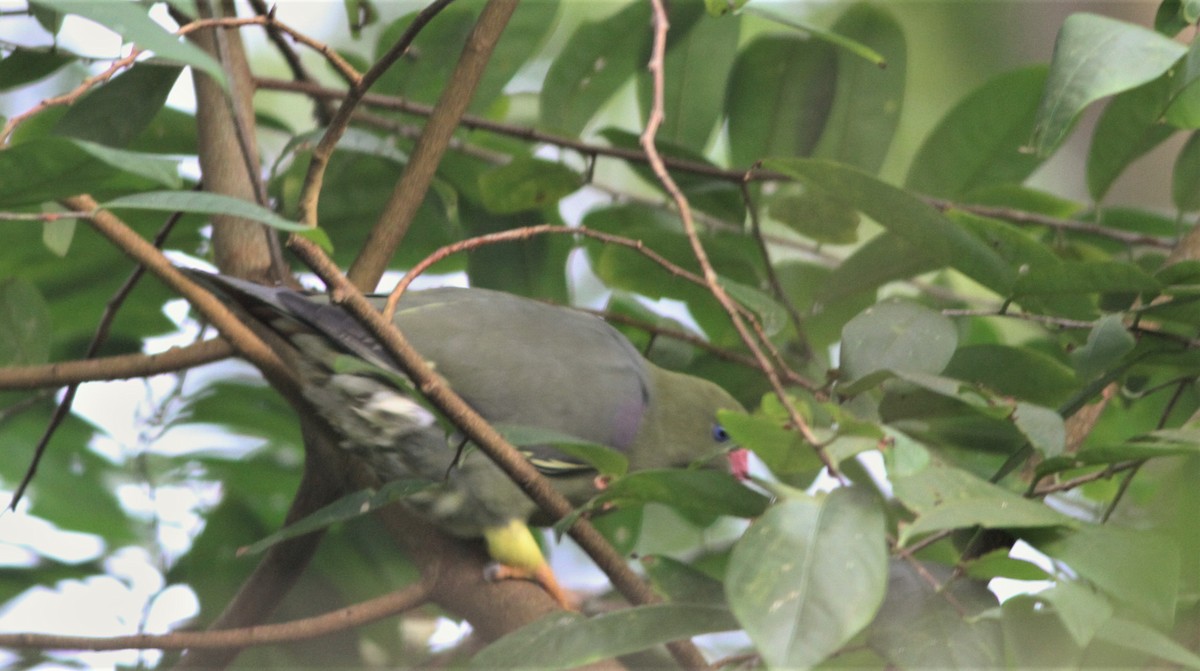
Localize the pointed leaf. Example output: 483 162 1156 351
766 158 1017 295
239 480 433 556
52 63 181 148
727 486 887 670
30 0 225 88
540 2 650 136
812 3 906 174
907 66 1048 198
841 299 957 384
868 560 1003 669
470 605 737 670
725 35 837 166
1032 13 1185 154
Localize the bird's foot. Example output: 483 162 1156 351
484 561 576 610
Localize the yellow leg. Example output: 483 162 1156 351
483 519 575 610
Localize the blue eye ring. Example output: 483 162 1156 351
711 424 730 443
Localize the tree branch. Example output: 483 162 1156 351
2 579 430 652
347 0 518 290
0 340 233 390
641 0 834 486
295 0 458 238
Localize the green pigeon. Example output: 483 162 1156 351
188 271 747 607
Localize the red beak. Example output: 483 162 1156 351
727 448 750 480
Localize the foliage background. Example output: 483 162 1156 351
0 0 1198 669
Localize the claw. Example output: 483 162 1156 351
485 561 576 610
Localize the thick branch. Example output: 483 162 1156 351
347 0 518 290
295 0 457 236
63 196 296 394
0 340 232 390
3 579 429 652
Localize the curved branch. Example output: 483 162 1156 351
2 580 429 652
641 0 834 485
0 338 232 390
62 197 295 391
296 0 458 236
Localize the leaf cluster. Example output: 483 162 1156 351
1 1 1200 669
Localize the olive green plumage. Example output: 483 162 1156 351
190 271 744 603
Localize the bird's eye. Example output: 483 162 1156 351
711 424 731 443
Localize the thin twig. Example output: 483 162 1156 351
384 224 707 319
246 0 338 124
926 198 1175 249
641 0 835 483
8 208 183 509
296 0 457 233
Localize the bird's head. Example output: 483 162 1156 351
633 366 749 478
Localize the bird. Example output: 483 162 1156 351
186 270 747 608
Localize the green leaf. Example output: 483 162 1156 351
944 344 1078 407
642 554 727 606
29 0 226 89
818 231 936 304
812 3 906 174
239 480 433 556
101 191 326 240
52 63 181 148
1086 76 1174 201
1038 580 1113 648
1070 314 1135 380
1031 525 1180 626
1012 402 1066 458
718 409 821 478
889 445 1074 544
907 66 1049 198
1080 427 1200 462
1173 131 1200 212
721 277 787 337
1012 260 1161 297
1096 617 1200 669
477 156 581 214
0 278 52 366
42 218 75 256
767 189 861 244
1155 0 1192 36
725 35 837 166
868 560 1003 669
1001 595 1084 668
1164 40 1200 128
0 48 74 91
726 486 887 671
962 549 1052 581
765 158 1018 295
704 0 748 17
596 469 768 521
841 299 957 384
0 137 180 207
743 5 887 66
1032 13 1186 155
470 605 737 670
540 2 650 136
